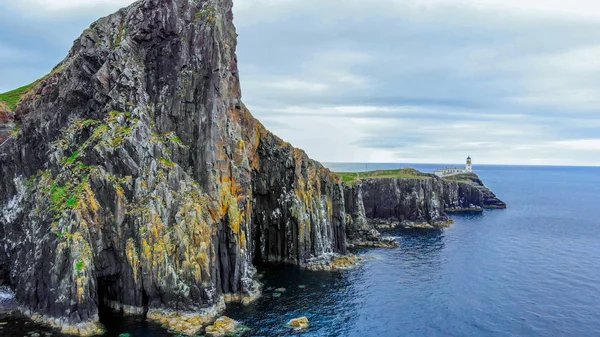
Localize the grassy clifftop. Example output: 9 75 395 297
336 168 432 185
0 82 37 111
441 173 481 186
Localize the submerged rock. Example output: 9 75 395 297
306 254 361 271
345 228 399 248
146 299 225 336
287 316 309 331
205 316 247 337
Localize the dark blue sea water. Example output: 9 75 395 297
2 163 600 336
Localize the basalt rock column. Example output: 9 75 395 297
0 0 346 334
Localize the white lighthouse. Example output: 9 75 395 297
434 156 473 177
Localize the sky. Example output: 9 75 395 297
1 0 600 166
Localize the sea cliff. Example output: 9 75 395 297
0 0 345 334
0 0 504 335
342 169 506 235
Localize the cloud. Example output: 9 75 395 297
1 0 600 165
509 46 600 110
3 0 133 17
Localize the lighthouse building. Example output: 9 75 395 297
434 157 473 177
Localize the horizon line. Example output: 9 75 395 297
322 161 600 168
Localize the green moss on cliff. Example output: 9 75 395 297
48 176 91 217
159 158 175 168
152 131 190 149
336 168 431 185
11 124 21 136
195 8 217 21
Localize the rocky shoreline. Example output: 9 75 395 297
0 0 505 335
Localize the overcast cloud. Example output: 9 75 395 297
1 0 600 166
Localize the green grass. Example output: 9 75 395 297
65 150 81 166
0 82 37 111
50 184 69 209
66 194 79 209
336 168 430 185
75 259 85 272
159 158 175 168
441 173 476 184
170 135 183 145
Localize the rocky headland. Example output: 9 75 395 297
0 0 505 335
342 168 506 236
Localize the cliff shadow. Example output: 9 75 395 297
386 227 446 255
447 212 485 222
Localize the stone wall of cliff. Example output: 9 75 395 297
0 0 345 334
249 125 346 264
0 102 13 144
344 173 506 232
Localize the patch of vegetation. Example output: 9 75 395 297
48 177 90 216
11 124 21 137
75 259 85 273
151 131 189 149
0 65 67 111
50 184 69 210
336 168 430 185
159 158 175 168
170 135 183 145
0 82 36 111
195 8 217 22
115 25 128 47
441 173 476 185
66 194 79 209
82 119 100 128
65 150 81 166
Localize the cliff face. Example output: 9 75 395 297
251 129 347 264
0 102 13 143
344 173 506 231
443 173 507 209
0 0 345 334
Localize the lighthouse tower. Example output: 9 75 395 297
466 156 472 172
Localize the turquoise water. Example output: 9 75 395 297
2 164 600 336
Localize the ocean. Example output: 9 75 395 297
2 163 600 336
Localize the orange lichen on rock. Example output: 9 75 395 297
205 316 239 336
147 299 225 336
307 254 362 271
287 316 310 330
29 315 104 337
125 238 140 283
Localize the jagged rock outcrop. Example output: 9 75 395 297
443 173 506 209
0 0 345 335
344 172 506 232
